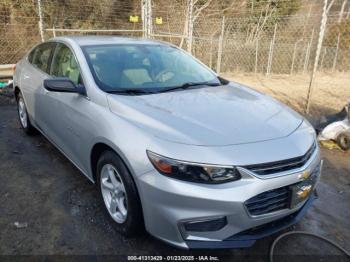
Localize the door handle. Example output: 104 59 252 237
23 75 30 79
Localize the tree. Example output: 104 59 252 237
245 0 302 42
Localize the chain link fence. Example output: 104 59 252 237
0 0 143 64
150 0 350 115
0 0 40 65
1 0 349 115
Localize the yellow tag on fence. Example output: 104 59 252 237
129 16 139 23
155 17 163 25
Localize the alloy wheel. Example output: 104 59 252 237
100 164 128 223
18 97 28 129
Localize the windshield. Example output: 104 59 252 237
82 44 220 93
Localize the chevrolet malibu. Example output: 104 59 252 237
13 36 322 249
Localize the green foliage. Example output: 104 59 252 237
1 0 136 29
247 0 302 28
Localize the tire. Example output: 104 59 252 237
97 150 144 236
16 92 36 135
336 132 350 151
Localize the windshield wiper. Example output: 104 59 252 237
105 89 153 95
105 81 221 95
159 81 221 93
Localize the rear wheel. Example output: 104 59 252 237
337 132 350 151
16 92 35 135
97 150 144 236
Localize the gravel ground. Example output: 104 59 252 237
0 94 349 261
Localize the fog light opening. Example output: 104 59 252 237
183 216 227 232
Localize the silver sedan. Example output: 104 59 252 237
13 36 322 249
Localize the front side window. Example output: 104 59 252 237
82 44 219 93
31 43 55 73
50 43 81 85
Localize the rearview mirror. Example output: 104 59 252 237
43 77 86 95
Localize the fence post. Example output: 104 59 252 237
291 40 301 74
142 0 152 38
266 24 277 76
52 25 56 37
255 37 259 73
348 46 350 70
186 0 194 53
266 42 272 75
332 33 341 72
147 0 152 38
141 0 145 37
216 16 225 74
149 0 153 37
209 37 213 68
305 0 328 114
37 0 44 42
320 47 327 70
303 29 314 74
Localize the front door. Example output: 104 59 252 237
43 43 92 173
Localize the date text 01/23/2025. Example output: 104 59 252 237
127 256 220 261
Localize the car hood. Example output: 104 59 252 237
107 82 303 146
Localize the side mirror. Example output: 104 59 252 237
43 77 86 95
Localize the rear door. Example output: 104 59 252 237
20 42 56 131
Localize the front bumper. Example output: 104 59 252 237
137 149 321 249
186 190 317 249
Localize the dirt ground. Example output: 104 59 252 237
0 94 350 261
224 72 350 117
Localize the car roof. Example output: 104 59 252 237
50 35 170 47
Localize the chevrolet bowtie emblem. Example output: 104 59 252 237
299 170 311 180
297 185 312 200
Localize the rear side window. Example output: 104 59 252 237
28 49 36 63
31 43 55 73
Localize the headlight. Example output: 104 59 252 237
147 151 241 184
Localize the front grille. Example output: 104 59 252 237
244 142 317 176
245 186 290 216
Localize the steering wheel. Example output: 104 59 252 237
154 69 175 82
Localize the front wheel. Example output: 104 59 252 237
16 92 35 135
97 151 144 236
